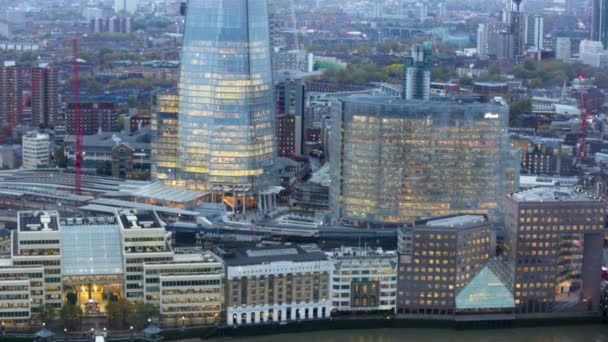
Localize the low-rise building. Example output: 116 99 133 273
328 247 397 313
0 209 224 327
220 244 332 325
397 215 496 316
21 132 49 169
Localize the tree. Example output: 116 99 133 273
34 304 57 324
459 76 473 86
509 98 532 126
127 94 138 108
106 298 129 329
127 303 159 329
594 72 608 89
66 292 77 305
54 145 67 168
60 303 83 330
383 64 403 79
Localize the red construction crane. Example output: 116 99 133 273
72 37 83 195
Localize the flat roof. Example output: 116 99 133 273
309 163 330 186
221 244 328 266
117 209 162 230
413 214 489 229
510 186 598 202
18 211 60 232
425 215 487 227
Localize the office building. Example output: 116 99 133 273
90 17 134 34
505 11 527 58
275 78 305 157
220 244 332 325
592 0 608 48
151 93 178 183
174 0 277 195
579 40 608 67
526 15 544 51
556 37 571 62
21 132 49 169
503 187 605 314
0 145 19 169
396 215 512 317
329 247 398 313
115 0 137 14
477 24 489 60
65 102 119 135
402 43 431 100
64 128 151 178
0 61 22 124
330 98 516 225
31 65 58 128
0 209 224 327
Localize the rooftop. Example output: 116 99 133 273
510 186 598 203
117 209 162 230
425 215 487 227
61 222 123 276
327 246 397 259
220 244 328 266
309 163 330 186
413 214 489 229
18 211 59 232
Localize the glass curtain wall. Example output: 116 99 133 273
330 98 515 225
176 0 276 192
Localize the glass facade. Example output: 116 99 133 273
330 98 517 224
151 93 179 182
175 0 276 192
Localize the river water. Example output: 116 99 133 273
209 326 608 342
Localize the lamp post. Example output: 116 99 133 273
181 316 185 330
63 328 67 342
2 321 5 335
130 326 133 341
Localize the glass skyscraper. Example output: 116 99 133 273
175 0 276 192
330 98 518 225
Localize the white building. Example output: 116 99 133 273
556 37 571 62
526 15 544 51
477 24 488 60
0 209 224 328
21 132 49 169
579 40 608 67
221 244 333 325
115 0 137 14
328 247 398 313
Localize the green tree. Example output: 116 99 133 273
59 303 83 330
106 298 129 329
127 94 138 108
594 72 608 88
127 303 159 329
383 64 403 79
459 76 474 86
509 98 532 126
54 145 67 168
34 304 57 324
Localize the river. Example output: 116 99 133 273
209 326 608 342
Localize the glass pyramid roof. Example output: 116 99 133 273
455 265 514 310
61 224 124 276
